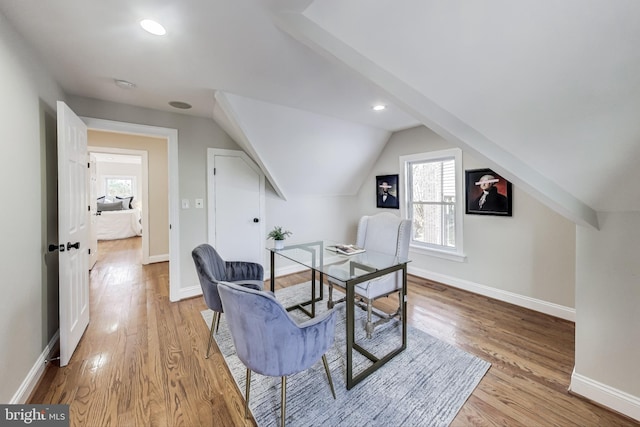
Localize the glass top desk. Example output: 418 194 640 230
267 240 410 390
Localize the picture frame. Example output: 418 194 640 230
376 174 399 209
465 168 512 216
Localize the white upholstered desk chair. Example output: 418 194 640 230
327 212 411 338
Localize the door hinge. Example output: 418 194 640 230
88 248 91 255
213 168 216 175
88 162 90 168
88 205 91 211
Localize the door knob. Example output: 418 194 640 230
67 241 80 251
48 244 59 252
253 218 259 223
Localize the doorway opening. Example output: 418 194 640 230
88 148 148 265
82 117 181 302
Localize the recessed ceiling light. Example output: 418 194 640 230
140 19 166 36
114 79 136 89
169 101 192 110
372 104 387 111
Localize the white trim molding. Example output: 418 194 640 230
148 254 169 264
570 369 640 422
408 266 576 321
179 284 204 301
11 331 59 403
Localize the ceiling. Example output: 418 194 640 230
2 0 639 227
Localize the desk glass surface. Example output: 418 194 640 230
267 240 409 282
267 240 410 390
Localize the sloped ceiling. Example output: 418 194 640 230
213 91 390 198
2 0 639 228
278 0 640 228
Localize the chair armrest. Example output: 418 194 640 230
299 308 336 329
232 280 263 291
226 261 264 282
298 309 337 351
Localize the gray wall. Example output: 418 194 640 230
574 212 640 410
66 95 242 293
355 125 576 311
2 8 637 419
0 12 65 403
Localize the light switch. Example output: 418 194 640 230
195 198 204 208
181 199 190 209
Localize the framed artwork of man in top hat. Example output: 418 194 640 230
376 174 399 209
465 168 512 216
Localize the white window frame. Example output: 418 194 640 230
399 148 466 262
103 175 136 198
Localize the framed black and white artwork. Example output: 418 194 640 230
376 174 399 209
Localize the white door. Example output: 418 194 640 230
57 101 90 367
208 149 264 264
88 154 98 269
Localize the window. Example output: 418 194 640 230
104 176 135 198
400 149 464 261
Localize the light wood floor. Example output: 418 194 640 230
30 237 638 426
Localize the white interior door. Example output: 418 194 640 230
57 101 90 367
88 154 98 269
208 149 264 264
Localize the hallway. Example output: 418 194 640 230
30 237 252 426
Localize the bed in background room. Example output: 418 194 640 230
96 196 143 240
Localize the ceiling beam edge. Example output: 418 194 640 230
213 91 287 201
275 11 598 229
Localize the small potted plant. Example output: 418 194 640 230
267 226 292 250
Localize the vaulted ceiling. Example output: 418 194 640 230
3 0 639 228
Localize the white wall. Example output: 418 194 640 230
94 160 142 204
572 212 640 419
356 126 576 317
0 12 65 402
265 191 360 276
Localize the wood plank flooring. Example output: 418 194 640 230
29 237 639 426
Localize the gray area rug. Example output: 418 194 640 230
202 283 490 426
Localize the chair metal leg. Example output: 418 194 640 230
366 300 374 339
245 369 251 419
215 310 221 333
327 284 334 309
205 311 218 358
281 376 287 427
322 354 336 399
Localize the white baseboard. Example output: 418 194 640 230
265 263 312 282
408 266 576 322
11 331 59 404
265 254 343 281
147 254 169 264
179 261 314 301
179 284 203 300
570 369 640 422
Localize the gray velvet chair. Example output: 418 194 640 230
192 243 264 358
327 212 411 338
217 281 337 427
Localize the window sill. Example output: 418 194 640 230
409 245 467 263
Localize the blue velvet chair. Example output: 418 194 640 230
328 212 411 338
217 281 337 427
192 244 264 358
